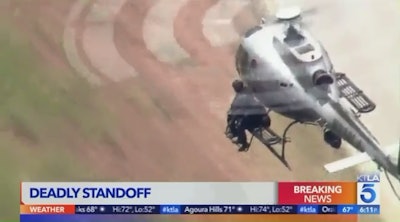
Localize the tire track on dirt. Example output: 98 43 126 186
64 0 102 85
63 0 223 181
231 0 278 37
174 0 245 122
65 0 139 85
107 2 233 181
202 0 250 47
143 0 191 65
174 0 235 66
113 0 265 182
82 0 138 82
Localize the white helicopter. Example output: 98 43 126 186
229 6 400 186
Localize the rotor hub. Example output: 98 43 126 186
275 6 301 21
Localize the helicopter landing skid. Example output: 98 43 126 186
248 126 292 170
279 120 319 160
247 120 317 170
226 118 319 170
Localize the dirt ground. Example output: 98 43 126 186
7 0 399 221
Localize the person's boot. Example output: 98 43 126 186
225 131 234 139
238 142 250 152
231 137 239 144
225 127 238 142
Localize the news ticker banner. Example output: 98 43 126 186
20 204 380 215
20 173 380 216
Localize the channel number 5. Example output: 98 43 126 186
360 184 376 204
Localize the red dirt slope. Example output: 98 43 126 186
9 0 358 221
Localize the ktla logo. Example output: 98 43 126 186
357 173 380 205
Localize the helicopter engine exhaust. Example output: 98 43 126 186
323 128 341 149
313 70 334 85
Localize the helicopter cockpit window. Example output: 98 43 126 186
284 25 304 47
235 45 250 75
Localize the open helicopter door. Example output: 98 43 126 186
324 143 399 174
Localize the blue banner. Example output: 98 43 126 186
337 204 358 214
20 204 380 220
20 215 140 222
357 205 380 214
73 205 298 215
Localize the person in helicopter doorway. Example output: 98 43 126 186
225 80 270 151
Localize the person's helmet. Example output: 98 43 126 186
232 80 244 93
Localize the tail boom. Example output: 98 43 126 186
324 143 400 180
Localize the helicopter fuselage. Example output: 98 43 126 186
235 23 400 179
236 23 340 123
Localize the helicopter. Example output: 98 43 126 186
228 6 400 190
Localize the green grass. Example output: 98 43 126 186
0 19 113 221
